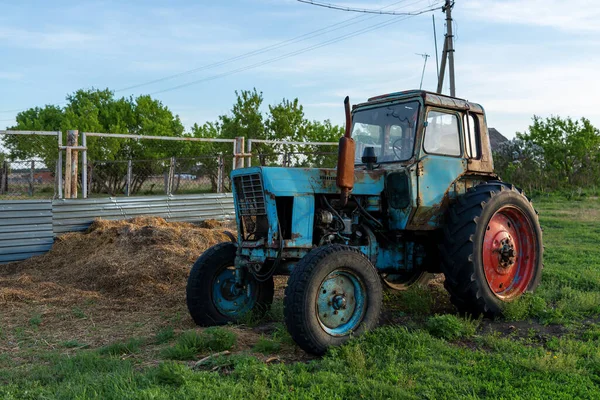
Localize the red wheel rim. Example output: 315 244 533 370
482 206 536 300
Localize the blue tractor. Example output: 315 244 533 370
186 90 543 355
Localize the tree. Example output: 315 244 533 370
4 88 185 195
517 116 600 188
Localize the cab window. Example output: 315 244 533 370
423 111 461 156
464 113 480 159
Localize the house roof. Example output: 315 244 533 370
488 128 509 151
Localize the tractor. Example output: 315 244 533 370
186 90 543 355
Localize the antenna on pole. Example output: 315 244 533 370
432 14 440 81
416 53 430 90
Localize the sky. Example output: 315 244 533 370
1 0 600 139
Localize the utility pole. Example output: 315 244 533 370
416 53 430 90
436 0 456 97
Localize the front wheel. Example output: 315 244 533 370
284 245 382 355
441 182 543 316
186 242 274 326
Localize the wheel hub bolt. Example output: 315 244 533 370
498 238 516 267
332 295 346 310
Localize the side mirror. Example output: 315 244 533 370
361 146 377 169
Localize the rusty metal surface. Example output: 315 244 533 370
360 90 484 114
0 200 54 263
336 137 356 203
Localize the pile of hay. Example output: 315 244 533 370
0 217 233 307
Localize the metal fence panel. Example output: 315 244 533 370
0 200 54 263
52 193 235 234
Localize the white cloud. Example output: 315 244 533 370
0 26 100 50
464 0 600 32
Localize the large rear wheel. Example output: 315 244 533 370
186 242 274 326
284 244 382 355
441 182 543 316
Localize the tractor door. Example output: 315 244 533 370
409 109 466 229
463 111 495 173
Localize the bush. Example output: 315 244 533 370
426 314 478 341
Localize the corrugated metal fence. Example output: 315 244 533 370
0 200 54 263
0 193 235 263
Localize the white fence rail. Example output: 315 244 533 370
0 130 340 199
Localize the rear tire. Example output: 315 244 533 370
186 242 274 326
441 181 543 316
284 244 382 355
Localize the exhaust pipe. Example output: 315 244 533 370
336 96 355 206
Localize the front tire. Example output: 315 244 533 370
441 181 543 316
186 242 274 326
284 245 382 355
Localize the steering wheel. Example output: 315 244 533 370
391 138 404 160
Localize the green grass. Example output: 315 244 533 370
155 327 175 345
162 328 237 360
252 337 281 355
98 338 144 356
1 195 599 398
425 314 478 340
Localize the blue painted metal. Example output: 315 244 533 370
410 155 467 228
316 270 366 336
212 267 257 318
287 195 314 248
232 167 385 196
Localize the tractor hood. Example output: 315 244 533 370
231 166 385 197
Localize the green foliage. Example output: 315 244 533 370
504 294 548 321
252 337 281 355
162 328 237 360
155 326 175 344
494 115 600 192
29 313 42 327
153 362 188 387
5 88 185 195
425 314 478 340
98 338 143 356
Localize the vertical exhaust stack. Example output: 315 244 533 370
336 96 355 206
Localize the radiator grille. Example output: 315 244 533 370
234 174 268 240
234 174 266 216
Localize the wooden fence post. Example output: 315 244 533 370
234 137 245 170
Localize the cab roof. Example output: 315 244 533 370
354 89 484 114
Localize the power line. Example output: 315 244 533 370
0 0 441 113
149 3 443 95
0 0 423 114
115 0 420 93
297 0 437 15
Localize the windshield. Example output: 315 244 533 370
351 101 420 163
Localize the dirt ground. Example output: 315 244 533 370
0 218 312 364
